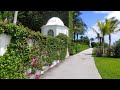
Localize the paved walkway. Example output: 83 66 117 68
40 48 102 79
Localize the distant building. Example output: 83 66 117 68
41 17 69 37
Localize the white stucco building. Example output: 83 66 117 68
41 17 69 37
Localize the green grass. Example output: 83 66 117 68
94 57 120 79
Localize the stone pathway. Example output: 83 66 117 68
40 48 102 79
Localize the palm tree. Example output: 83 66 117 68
97 20 109 55
72 11 87 42
91 27 102 46
106 17 120 47
105 17 120 56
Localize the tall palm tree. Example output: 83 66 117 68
72 11 87 42
76 24 87 41
106 17 120 47
97 20 108 55
105 17 120 56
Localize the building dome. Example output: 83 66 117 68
46 17 64 26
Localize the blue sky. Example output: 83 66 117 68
78 11 120 45
80 11 107 28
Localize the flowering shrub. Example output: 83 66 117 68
93 47 103 57
0 21 69 79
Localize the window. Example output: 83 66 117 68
48 30 54 37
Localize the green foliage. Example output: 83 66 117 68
69 42 89 55
18 11 69 32
56 33 70 60
68 11 73 40
112 39 120 58
93 48 103 57
79 36 90 45
91 42 97 48
0 21 69 79
72 11 87 41
0 11 14 22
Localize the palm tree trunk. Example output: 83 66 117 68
109 34 111 47
99 37 102 46
108 34 111 56
13 11 18 24
77 33 79 42
102 36 105 55
74 32 76 42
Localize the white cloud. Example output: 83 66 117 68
85 30 97 39
91 11 120 45
93 11 112 14
105 11 120 20
85 23 100 39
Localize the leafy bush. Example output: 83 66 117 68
91 42 97 48
104 47 113 57
112 39 120 58
0 21 69 79
93 47 103 57
69 42 89 55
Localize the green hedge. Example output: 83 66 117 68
69 42 89 55
0 21 69 79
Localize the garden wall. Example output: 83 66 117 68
0 22 69 79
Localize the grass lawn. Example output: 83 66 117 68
94 57 120 79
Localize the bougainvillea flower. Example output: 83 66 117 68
35 71 40 79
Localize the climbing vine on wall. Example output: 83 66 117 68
0 21 69 79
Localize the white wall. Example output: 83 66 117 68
0 33 11 56
41 25 57 37
41 25 69 37
65 48 69 58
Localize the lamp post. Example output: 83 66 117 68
13 11 18 24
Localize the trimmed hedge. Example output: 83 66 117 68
0 21 69 79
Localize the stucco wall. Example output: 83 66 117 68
0 33 11 56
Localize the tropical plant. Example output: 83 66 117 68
0 11 13 22
105 17 120 56
91 27 102 46
112 39 120 58
18 11 69 32
93 47 103 57
72 11 87 41
97 20 109 55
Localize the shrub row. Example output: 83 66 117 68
93 39 120 58
0 22 69 79
69 42 89 55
